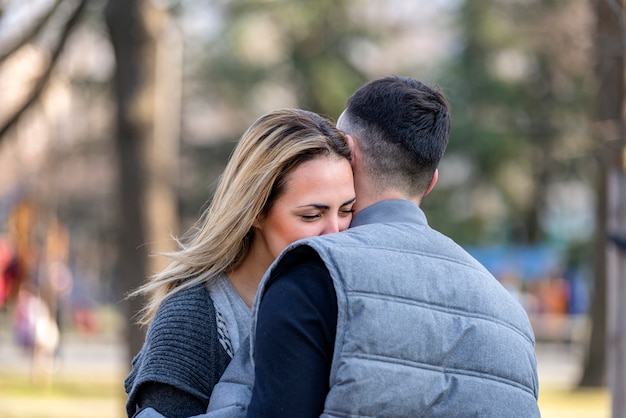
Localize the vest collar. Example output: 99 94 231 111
350 199 428 228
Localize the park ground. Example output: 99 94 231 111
0 315 612 418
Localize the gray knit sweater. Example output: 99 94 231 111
124 282 232 417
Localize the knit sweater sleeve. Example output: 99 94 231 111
124 283 232 417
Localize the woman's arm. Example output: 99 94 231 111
125 283 232 417
134 382 206 418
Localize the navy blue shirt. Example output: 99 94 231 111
247 248 338 418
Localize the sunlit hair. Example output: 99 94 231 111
132 109 351 325
341 76 450 197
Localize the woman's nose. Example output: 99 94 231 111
322 217 340 234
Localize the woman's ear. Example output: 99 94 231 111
252 214 263 230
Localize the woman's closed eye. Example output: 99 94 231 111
298 197 355 222
340 208 355 217
339 198 356 217
301 213 322 221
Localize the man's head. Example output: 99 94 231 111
337 76 450 207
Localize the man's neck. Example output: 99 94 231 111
353 189 421 215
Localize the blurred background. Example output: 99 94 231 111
0 0 624 417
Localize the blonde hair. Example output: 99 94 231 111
133 109 350 325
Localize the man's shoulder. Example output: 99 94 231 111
272 243 327 275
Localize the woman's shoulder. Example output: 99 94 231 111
125 279 231 410
129 278 231 393
152 280 217 328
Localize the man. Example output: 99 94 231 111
243 76 540 417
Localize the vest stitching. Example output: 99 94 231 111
347 352 536 396
326 244 490 275
347 290 534 346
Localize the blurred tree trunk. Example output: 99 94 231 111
579 0 624 391
105 0 177 362
579 159 608 388
593 1 626 414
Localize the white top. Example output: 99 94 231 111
209 273 252 358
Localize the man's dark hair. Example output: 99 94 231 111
342 76 450 196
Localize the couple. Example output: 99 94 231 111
126 76 541 418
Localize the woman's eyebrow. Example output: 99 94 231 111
297 204 330 210
297 197 355 210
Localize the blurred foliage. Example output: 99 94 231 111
177 0 373 219
0 0 597 276
190 0 369 119
179 0 595 254
423 0 593 248
0 0 606 384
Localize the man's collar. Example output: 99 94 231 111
350 199 427 228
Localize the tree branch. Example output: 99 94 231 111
605 0 626 51
0 0 87 142
0 0 64 63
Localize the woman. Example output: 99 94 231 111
125 109 356 418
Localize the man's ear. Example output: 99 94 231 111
345 134 360 167
424 169 438 196
345 134 356 151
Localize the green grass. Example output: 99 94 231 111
0 372 612 418
539 387 610 418
0 373 126 418
1 375 123 398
